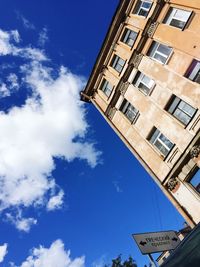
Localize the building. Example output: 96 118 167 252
81 0 200 228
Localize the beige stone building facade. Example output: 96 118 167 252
81 0 200 228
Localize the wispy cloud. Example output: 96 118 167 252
16 11 36 30
112 181 123 193
38 27 48 47
0 28 101 231
10 240 85 267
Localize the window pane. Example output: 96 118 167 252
138 83 151 94
159 134 173 149
154 53 167 64
149 128 159 143
142 1 151 9
164 7 191 29
189 169 200 193
158 44 172 56
149 128 173 157
178 101 195 117
154 140 169 156
141 75 151 86
170 19 185 29
174 9 191 22
174 109 190 125
168 96 180 114
148 42 172 64
120 100 138 122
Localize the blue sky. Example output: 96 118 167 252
0 0 184 266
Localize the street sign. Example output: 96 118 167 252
132 231 180 254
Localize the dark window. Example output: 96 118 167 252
185 59 200 84
111 55 125 73
163 7 192 29
133 0 152 17
166 95 196 126
120 99 139 123
147 41 172 64
121 28 137 47
133 71 155 95
100 79 113 97
188 168 200 194
148 127 174 157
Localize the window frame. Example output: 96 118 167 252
119 99 139 123
121 28 138 48
163 7 192 30
110 55 126 74
165 95 197 126
100 78 113 98
133 71 155 95
147 41 173 64
187 167 200 195
133 0 153 18
185 59 200 84
148 127 174 158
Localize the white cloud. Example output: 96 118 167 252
0 29 47 61
6 212 37 233
0 28 101 230
7 73 19 91
0 243 8 263
11 240 85 267
38 28 48 47
92 255 107 267
47 190 64 211
0 83 10 97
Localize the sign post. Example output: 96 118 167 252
132 230 180 266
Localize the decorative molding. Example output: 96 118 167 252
100 65 107 73
107 107 117 120
167 177 179 191
119 81 130 96
190 145 200 158
111 42 117 51
147 22 159 38
129 53 143 68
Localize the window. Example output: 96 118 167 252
147 41 172 64
185 59 200 84
121 28 137 47
111 55 125 73
100 79 113 97
163 7 192 30
133 71 155 95
148 127 174 157
166 95 196 126
188 168 200 194
133 0 152 17
120 99 139 123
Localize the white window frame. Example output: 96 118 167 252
148 128 174 157
100 79 113 97
164 7 192 30
120 99 139 123
133 71 155 95
111 55 125 73
133 0 152 17
148 41 173 64
166 95 196 126
121 28 137 47
185 59 200 84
